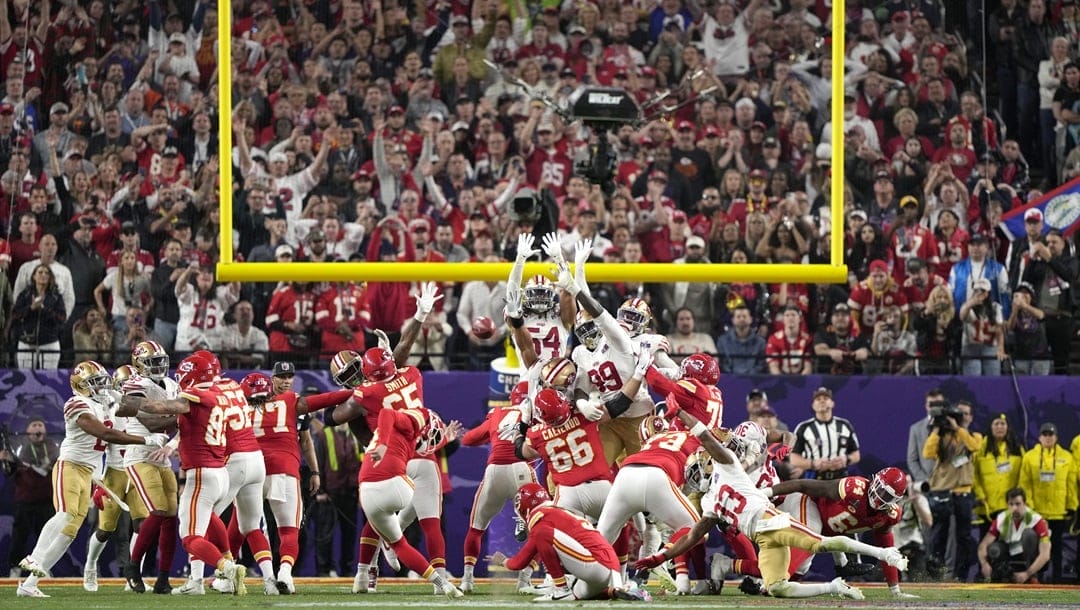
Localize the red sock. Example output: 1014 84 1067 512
419 518 445 569
734 558 761 577
182 535 223 566
670 527 692 576
245 529 273 565
463 527 485 567
690 544 707 579
206 513 229 552
278 526 300 567
131 514 163 566
358 523 378 565
787 548 812 577
227 511 244 557
389 537 433 576
157 517 178 573
614 523 632 563
725 530 759 561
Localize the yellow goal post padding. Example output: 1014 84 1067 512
216 3 847 284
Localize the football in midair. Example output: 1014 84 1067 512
472 316 496 340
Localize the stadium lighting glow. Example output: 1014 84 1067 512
217 4 847 284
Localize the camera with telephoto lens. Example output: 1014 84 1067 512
928 400 964 429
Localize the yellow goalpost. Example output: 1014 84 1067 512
215 3 847 284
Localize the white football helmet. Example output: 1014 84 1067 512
574 309 602 350
523 275 557 313
617 297 652 336
727 421 768 472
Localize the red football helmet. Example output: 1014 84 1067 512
510 381 530 407
175 351 219 389
415 409 447 457
513 482 551 521
240 372 273 403
868 467 908 510
679 353 720 386
361 347 396 382
534 388 570 427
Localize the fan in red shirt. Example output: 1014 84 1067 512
458 381 537 593
766 306 814 375
521 109 574 199
314 281 370 355
129 351 247 595
486 484 650 602
355 405 464 598
930 119 977 183
847 260 910 336
762 468 916 598
889 197 940 284
633 171 678 262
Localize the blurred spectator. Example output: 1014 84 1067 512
765 304 812 375
12 234 74 321
174 265 240 353
913 284 962 374
112 305 161 356
456 257 507 371
665 307 717 361
958 277 1006 376
315 282 370 359
72 307 112 364
1018 423 1077 583
848 259 909 336
948 233 1011 320
846 221 888 282
1005 208 1048 289
1019 229 1078 374
7 213 40 285
1 417 57 577
889 196 939 284
658 236 714 332
902 258 946 317
813 303 870 375
716 304 766 375
869 305 918 375
220 300 269 369
1012 0 1060 168
1007 282 1052 375
94 249 153 339
149 238 185 350
931 209 969 278
9 264 67 369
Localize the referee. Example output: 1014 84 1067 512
789 387 861 480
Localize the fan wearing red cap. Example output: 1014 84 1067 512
673 118 718 208
846 259 909 336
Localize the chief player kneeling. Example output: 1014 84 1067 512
486 483 651 602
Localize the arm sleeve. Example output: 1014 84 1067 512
872 528 900 585
461 421 491 447
504 536 538 572
304 389 354 412
645 366 679 397
595 311 634 355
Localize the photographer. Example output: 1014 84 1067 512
1 417 58 576
977 488 1051 584
922 399 982 580
1020 229 1078 375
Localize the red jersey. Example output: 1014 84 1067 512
525 148 574 199
889 224 939 283
934 228 969 279
527 414 610 486
254 390 303 477
622 431 701 486
106 248 157 276
177 382 237 470
359 407 426 483
219 378 261 455
931 146 976 183
461 406 523 466
517 43 565 67
265 284 317 352
314 283 370 354
902 273 946 312
765 330 813 374
816 476 903 585
352 366 426 433
645 369 724 429
505 504 620 572
846 280 909 335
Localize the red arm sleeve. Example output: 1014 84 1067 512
504 537 538 572
461 424 490 447
645 366 679 396
872 529 899 586
304 389 355 412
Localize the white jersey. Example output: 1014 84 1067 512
572 312 654 417
701 445 772 539
60 395 113 469
174 285 239 352
520 309 571 363
746 458 780 491
105 416 128 469
122 374 180 467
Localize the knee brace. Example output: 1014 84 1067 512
63 510 87 538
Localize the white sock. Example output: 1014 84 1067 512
129 531 139 556
357 563 369 577
773 580 835 598
86 534 108 568
24 574 40 587
190 559 205 580
41 534 75 573
463 564 474 579
821 536 887 561
29 513 69 564
278 562 292 580
259 559 274 580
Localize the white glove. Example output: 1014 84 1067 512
144 433 169 448
517 232 540 261
497 408 525 441
413 281 443 322
374 329 391 351
574 238 593 269
506 284 523 319
554 264 580 296
576 398 604 421
633 349 654 379
541 233 566 265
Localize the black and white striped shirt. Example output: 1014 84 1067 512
792 416 860 480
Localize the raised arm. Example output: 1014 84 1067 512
393 281 442 366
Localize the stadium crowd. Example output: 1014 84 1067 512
0 0 1075 376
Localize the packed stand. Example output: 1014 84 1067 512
0 0 1076 374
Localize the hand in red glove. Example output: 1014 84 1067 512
92 485 109 511
768 442 791 461
634 552 667 571
663 392 682 420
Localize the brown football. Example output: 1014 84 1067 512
472 316 496 339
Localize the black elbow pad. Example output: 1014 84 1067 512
322 404 338 426
514 434 528 461
605 393 633 419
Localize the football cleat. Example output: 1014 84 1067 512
83 567 98 592
460 573 475 594
710 553 733 581
228 563 247 596
381 539 401 571
614 583 653 602
211 577 234 594
882 547 909 571
125 563 147 593
153 572 172 594
831 577 865 600
171 578 205 595
263 577 279 596
16 582 49 597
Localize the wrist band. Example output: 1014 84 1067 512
509 316 525 329
689 422 707 437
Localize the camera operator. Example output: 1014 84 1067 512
977 487 1051 584
922 399 982 580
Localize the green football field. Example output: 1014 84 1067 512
3 578 1078 608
